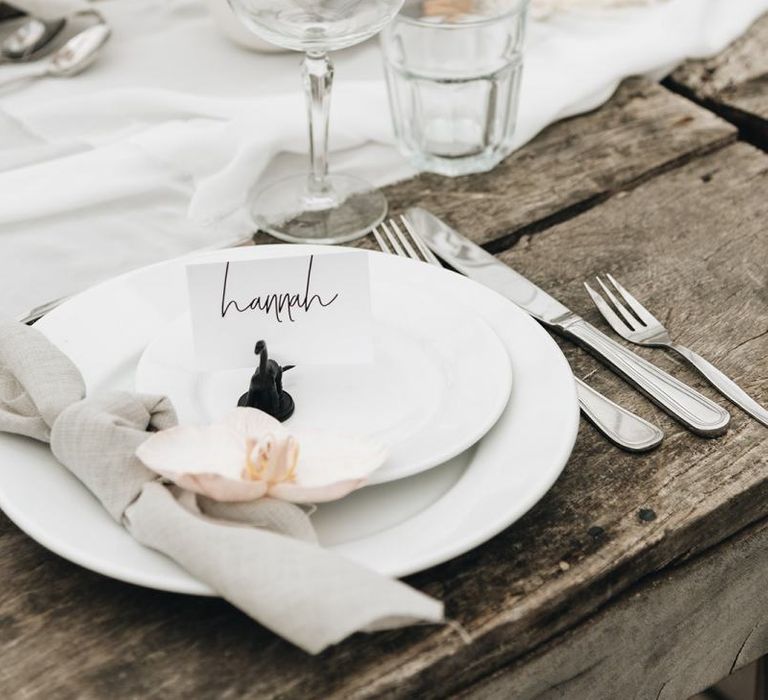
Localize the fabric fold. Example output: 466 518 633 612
126 481 440 653
0 320 85 441
0 319 443 653
50 390 175 521
3 0 768 320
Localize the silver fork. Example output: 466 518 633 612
371 216 441 267
586 273 768 427
373 216 664 452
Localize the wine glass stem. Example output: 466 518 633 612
303 51 335 207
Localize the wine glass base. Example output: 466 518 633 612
252 174 388 245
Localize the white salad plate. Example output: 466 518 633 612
0 246 579 594
135 276 512 485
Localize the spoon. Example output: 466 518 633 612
1 16 67 61
0 22 110 86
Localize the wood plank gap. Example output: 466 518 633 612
663 77 768 153
483 128 737 255
703 690 731 700
483 192 609 255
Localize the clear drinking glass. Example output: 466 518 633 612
381 0 529 176
227 0 405 244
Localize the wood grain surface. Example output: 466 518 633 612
379 78 735 248
668 13 767 146
2 23 768 700
462 515 768 700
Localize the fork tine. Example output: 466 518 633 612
584 281 635 341
606 273 659 327
400 215 441 267
380 220 407 257
389 218 420 260
373 216 443 269
371 224 392 255
596 275 639 331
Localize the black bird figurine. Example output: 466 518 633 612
237 340 295 422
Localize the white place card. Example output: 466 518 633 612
186 252 373 369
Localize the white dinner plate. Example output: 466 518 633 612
135 272 513 485
0 246 579 593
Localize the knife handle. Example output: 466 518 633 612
563 319 730 437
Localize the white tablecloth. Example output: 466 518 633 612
1 0 766 318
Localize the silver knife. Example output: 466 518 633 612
409 207 731 437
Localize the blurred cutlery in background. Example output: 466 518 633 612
0 15 65 61
0 20 109 87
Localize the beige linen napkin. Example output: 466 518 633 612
0 320 443 653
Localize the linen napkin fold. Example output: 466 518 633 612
0 319 443 653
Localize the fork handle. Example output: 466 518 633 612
562 319 730 437
668 344 768 427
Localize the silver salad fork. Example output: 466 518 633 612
372 216 664 452
585 274 768 427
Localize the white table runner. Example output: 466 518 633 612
1 0 766 318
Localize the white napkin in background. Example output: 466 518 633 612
1 0 767 318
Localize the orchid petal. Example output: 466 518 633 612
136 424 245 478
136 423 271 501
268 477 369 504
292 432 388 486
173 471 269 502
269 433 386 503
136 408 388 504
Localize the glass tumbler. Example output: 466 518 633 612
381 0 529 176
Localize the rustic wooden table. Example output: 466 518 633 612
1 14 766 700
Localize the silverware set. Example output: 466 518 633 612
372 216 665 452
373 209 767 452
0 9 109 88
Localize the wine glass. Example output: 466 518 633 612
227 0 405 244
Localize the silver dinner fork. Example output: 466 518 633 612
585 274 768 427
372 216 664 452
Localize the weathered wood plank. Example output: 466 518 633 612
460 516 768 700
382 78 735 248
668 13 767 146
3 146 766 700
0 94 763 699
255 78 736 248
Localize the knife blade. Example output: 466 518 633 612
408 207 730 437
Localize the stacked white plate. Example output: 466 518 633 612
0 246 579 595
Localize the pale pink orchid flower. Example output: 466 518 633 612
136 408 387 503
